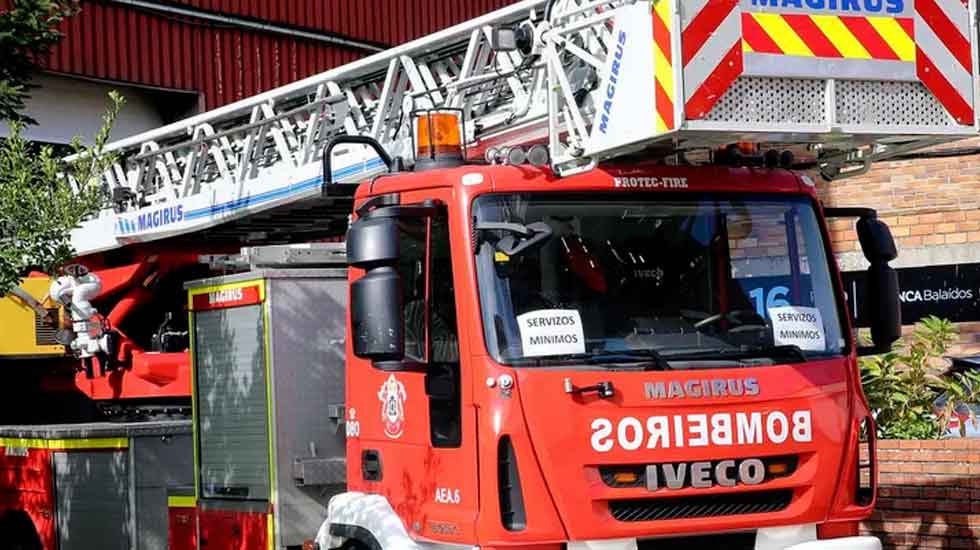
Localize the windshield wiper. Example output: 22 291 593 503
501 349 672 370
584 349 672 371
661 344 807 364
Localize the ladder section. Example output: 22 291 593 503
71 0 550 256
71 0 980 257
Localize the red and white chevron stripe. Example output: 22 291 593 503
915 0 975 125
681 0 744 120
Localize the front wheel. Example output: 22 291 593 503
338 538 372 550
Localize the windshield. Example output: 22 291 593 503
474 193 846 367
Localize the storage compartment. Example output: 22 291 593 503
187 268 348 548
0 421 191 550
194 304 271 502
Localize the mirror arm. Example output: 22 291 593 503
857 345 890 357
502 222 553 255
322 135 394 195
362 200 444 221
823 207 878 219
355 193 401 219
374 359 427 373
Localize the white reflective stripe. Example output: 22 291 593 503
916 11 974 104
683 5 742 102
680 0 711 27
932 0 970 39
568 539 638 550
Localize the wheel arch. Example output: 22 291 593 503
316 492 423 550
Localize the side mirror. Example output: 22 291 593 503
348 216 399 268
350 266 404 363
857 216 897 264
857 216 901 355
865 263 900 353
823 208 901 356
348 216 404 363
347 201 443 369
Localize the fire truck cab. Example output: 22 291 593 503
311 159 894 550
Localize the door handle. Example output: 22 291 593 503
362 449 382 481
563 378 615 399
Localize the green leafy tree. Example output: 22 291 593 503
0 1 123 296
0 92 123 294
0 0 78 123
860 316 980 439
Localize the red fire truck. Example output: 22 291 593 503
4 0 980 548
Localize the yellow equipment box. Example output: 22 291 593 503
0 278 67 358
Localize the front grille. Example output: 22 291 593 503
609 490 792 522
35 309 60 346
600 455 799 489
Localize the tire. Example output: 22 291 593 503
0 510 43 550
339 538 371 550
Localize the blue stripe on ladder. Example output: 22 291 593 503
182 158 386 221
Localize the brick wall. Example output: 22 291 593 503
826 210 980 255
862 439 980 549
817 137 980 255
817 139 980 354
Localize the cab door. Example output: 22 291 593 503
346 189 478 544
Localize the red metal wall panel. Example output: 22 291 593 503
163 0 512 45
168 504 198 550
37 0 519 110
0 448 55 549
198 507 268 550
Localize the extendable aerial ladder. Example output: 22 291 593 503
70 0 980 257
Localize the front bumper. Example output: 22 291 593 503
567 530 881 550
786 537 881 550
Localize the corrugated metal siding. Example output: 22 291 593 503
167 0 518 44
39 0 518 109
